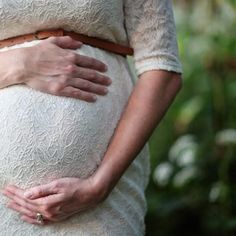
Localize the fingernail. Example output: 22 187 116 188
103 88 108 93
75 41 82 47
107 78 112 85
92 95 97 101
104 65 108 71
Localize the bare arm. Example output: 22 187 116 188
91 70 182 198
2 69 182 224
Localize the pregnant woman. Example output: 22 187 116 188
0 0 182 235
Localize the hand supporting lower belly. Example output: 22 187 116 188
1 70 182 226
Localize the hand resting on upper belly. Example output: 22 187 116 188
0 35 112 102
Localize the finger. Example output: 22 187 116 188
71 66 112 86
6 193 80 224
4 183 58 201
31 193 64 207
3 185 29 201
7 200 36 219
3 188 65 221
25 77 99 101
24 183 58 200
46 36 83 49
73 54 108 72
58 86 98 102
45 36 108 72
21 214 49 225
2 188 39 212
5 190 64 221
2 186 66 223
68 78 108 95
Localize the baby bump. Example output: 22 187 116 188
0 45 133 189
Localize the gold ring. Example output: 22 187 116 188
36 212 44 224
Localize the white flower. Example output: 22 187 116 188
209 182 221 203
177 148 196 167
153 162 173 187
215 129 236 146
173 167 197 188
169 135 198 167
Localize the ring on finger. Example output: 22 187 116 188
36 212 44 224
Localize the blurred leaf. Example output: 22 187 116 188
176 97 204 129
146 0 236 235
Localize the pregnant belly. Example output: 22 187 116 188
0 43 133 189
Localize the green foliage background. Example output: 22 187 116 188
145 0 236 235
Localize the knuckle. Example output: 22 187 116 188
45 36 57 44
64 35 73 41
72 90 82 98
90 71 97 79
59 75 69 85
34 188 42 196
66 52 77 63
49 83 62 95
81 81 91 90
41 203 49 212
52 181 62 190
48 86 58 95
65 64 76 74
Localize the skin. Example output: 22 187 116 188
0 36 182 225
0 36 112 102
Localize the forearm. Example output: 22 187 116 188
0 49 25 89
92 70 182 198
0 74 19 89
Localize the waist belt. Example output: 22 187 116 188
0 28 134 57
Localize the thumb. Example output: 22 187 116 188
46 35 83 49
24 183 57 200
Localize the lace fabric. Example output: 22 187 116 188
0 0 182 76
0 41 150 235
0 0 181 235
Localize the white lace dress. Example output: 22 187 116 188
0 0 182 235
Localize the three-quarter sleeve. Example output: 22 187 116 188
124 0 183 77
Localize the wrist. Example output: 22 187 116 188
14 47 31 84
0 48 27 87
89 155 127 202
89 171 113 202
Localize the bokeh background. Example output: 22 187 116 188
143 0 236 235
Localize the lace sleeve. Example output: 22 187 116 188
124 0 183 77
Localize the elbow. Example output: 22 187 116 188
166 72 183 97
138 70 183 99
159 72 183 105
171 73 183 94
154 70 183 93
